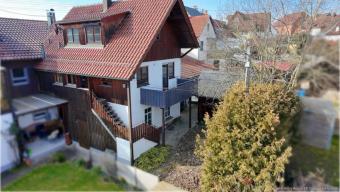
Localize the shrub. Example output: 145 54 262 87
75 159 86 168
196 82 300 191
51 152 66 163
134 146 171 172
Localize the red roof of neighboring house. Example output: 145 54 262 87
226 11 271 33
181 55 215 78
258 61 294 72
189 14 212 37
0 18 48 61
35 0 198 80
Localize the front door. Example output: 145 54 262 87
162 65 168 89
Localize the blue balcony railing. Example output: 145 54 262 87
140 78 197 108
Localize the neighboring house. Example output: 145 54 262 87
34 0 198 164
273 12 308 36
181 55 216 79
310 13 340 41
182 14 217 63
226 11 271 36
0 17 67 172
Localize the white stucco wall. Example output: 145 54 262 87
129 58 181 128
1 113 17 172
182 18 217 62
17 107 59 128
108 102 129 127
116 137 157 164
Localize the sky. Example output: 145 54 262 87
0 0 338 21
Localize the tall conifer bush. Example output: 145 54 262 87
196 83 300 191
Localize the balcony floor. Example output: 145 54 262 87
163 103 198 147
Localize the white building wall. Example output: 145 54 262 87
17 107 59 128
182 18 217 62
129 58 181 128
1 113 17 172
108 102 129 127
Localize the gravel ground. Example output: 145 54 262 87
152 125 203 192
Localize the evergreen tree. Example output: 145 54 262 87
196 83 300 192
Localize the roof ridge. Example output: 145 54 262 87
0 17 47 23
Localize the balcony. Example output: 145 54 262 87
140 78 197 108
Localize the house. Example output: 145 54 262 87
34 0 198 164
273 12 309 36
0 17 67 172
310 13 340 41
226 11 271 35
181 55 216 79
182 14 217 63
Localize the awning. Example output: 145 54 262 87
12 94 68 116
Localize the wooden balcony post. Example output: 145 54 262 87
162 108 165 146
127 82 134 165
189 97 192 129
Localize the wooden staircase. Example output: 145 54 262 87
91 92 129 139
90 92 161 144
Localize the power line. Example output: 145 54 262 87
0 8 46 17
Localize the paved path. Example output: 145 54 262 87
151 181 187 191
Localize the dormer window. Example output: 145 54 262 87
86 26 101 44
67 28 80 44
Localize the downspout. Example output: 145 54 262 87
126 81 134 165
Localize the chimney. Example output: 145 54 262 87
103 0 112 12
204 10 208 15
47 9 56 26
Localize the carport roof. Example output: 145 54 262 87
13 94 67 116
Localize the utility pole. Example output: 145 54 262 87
245 45 251 94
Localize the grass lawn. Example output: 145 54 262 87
3 163 125 191
288 135 339 187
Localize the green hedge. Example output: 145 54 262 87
134 145 171 172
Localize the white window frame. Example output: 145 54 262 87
10 68 29 86
144 107 152 125
164 107 171 120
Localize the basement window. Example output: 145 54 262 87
10 68 29 86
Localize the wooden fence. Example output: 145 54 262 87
132 124 161 143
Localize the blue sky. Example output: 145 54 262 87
0 0 338 21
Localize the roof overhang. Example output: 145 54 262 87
13 94 68 116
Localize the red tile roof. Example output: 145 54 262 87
0 18 48 61
189 14 211 37
226 11 271 33
181 55 216 78
257 61 294 72
35 0 198 80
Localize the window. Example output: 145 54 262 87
137 66 148 87
213 60 220 69
33 111 47 121
80 76 88 88
66 75 77 85
168 63 174 79
86 26 101 44
101 79 112 86
156 33 161 40
200 41 204 51
144 107 152 125
207 23 210 31
164 107 170 120
10 68 29 86
67 28 80 44
54 74 64 84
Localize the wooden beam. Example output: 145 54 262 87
181 48 193 58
